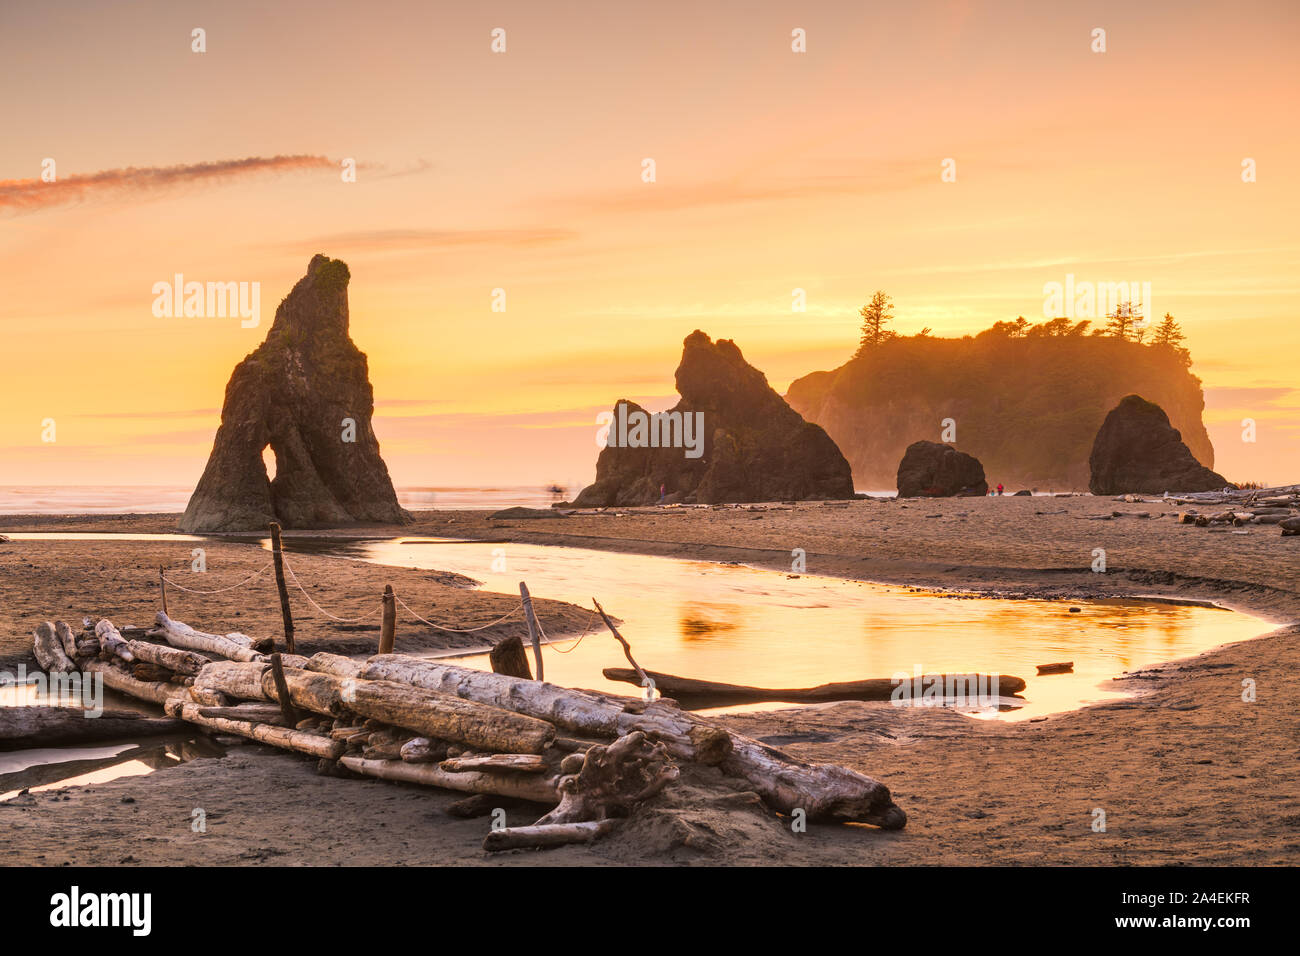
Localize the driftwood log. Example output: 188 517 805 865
83 660 186 706
127 640 210 677
440 754 548 774
151 611 269 662
602 667 1027 708
165 701 344 759
338 756 559 802
536 730 678 825
0 707 184 750
483 820 619 852
329 653 904 827
33 622 76 673
489 635 532 680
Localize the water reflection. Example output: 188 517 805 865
292 537 1266 722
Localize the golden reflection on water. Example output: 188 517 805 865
338 539 1266 722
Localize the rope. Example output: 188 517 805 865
393 594 522 633
545 604 599 654
281 557 384 623
160 561 273 594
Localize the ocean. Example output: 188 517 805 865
0 485 571 515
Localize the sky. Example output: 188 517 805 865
1 0 1297 492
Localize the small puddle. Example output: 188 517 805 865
0 735 225 802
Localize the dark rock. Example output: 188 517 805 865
1013 489 1032 496
179 256 411 531
489 507 563 520
573 331 854 507
1088 395 1228 495
896 441 988 497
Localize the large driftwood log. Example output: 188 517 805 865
167 701 344 759
152 612 268 662
33 622 76 673
483 820 618 852
0 706 185 750
338 756 559 803
126 640 210 677
602 667 1027 707
251 665 557 754
350 654 904 827
83 660 186 705
194 660 270 702
347 679 556 755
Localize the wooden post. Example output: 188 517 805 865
159 567 169 615
489 634 532 680
268 521 295 653
269 652 301 725
519 582 543 682
379 584 396 655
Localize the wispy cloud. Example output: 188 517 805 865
268 227 578 253
0 155 335 214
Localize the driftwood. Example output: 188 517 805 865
489 635 532 680
1036 662 1074 675
167 701 343 759
348 654 904 826
83 660 185 705
126 640 210 677
0 706 185 750
536 730 678 825
400 737 449 763
93 619 133 663
338 756 559 803
346 679 556 755
602 667 1027 708
440 754 549 774
152 612 269 662
194 660 270 702
55 621 80 660
483 820 619 852
33 622 77 673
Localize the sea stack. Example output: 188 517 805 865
1088 394 1228 495
573 331 854 506
896 441 988 497
179 255 411 532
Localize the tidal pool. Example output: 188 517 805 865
280 536 1267 721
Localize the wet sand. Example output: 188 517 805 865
2 496 1298 865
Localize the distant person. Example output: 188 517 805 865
659 482 666 503
997 483 1004 496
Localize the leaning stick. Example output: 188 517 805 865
593 599 649 690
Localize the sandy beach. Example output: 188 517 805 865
3 495 1297 866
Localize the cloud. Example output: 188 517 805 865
1203 386 1300 411
267 227 578 253
0 155 335 214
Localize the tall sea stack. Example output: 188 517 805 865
179 255 411 532
573 330 855 506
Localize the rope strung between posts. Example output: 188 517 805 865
393 594 523 633
280 557 385 624
160 561 274 594
543 603 599 654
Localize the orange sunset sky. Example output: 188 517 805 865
1 0 1297 493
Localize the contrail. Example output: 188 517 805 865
0 154 335 213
